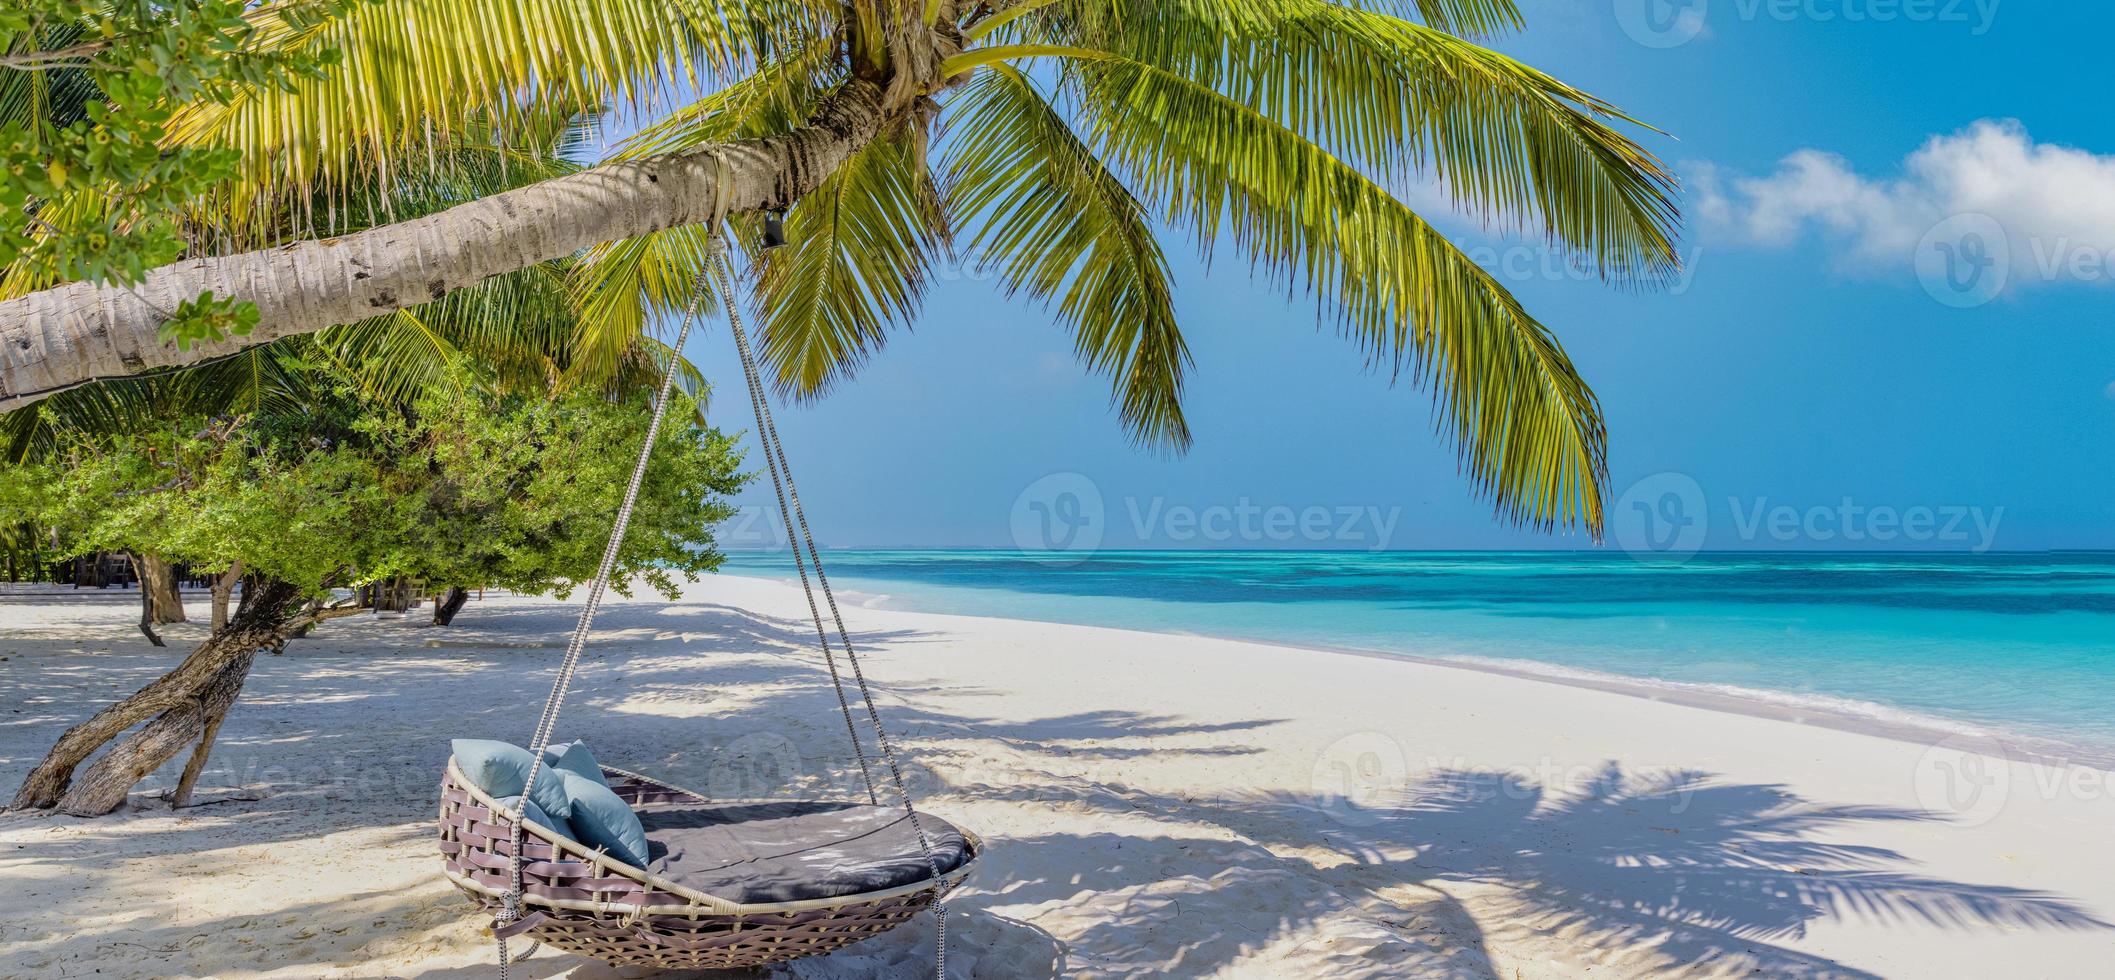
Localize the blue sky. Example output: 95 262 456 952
667 1 2115 553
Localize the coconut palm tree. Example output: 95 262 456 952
0 0 1680 534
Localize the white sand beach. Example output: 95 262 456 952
3 575 2111 979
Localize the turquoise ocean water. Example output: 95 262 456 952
717 551 2115 760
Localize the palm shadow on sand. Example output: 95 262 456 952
934 759 2111 979
2 596 2108 978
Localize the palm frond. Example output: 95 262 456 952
943 65 1190 451
1004 0 1679 283
750 131 946 399
163 0 830 239
564 45 842 383
616 334 713 420
313 263 579 404
162 346 322 418
1403 0 1524 37
1066 52 1608 535
0 23 99 137
1 379 158 464
565 226 726 388
612 39 842 159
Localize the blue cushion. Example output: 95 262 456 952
557 768 649 868
452 739 570 825
542 740 612 788
493 794 572 845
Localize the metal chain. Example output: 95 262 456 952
707 251 949 979
492 272 714 980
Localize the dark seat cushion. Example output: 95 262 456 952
636 801 973 905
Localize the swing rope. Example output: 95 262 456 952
493 269 709 979
707 248 951 976
491 231 950 979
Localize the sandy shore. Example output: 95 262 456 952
2 574 2111 978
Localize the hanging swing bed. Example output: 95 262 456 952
435 240 979 974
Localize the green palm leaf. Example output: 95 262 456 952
996 0 1679 283
313 265 573 404
164 0 826 237
565 227 726 389
564 43 842 383
751 132 946 398
943 65 1191 450
1065 52 1608 534
1403 0 1524 37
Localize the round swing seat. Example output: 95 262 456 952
437 758 980 970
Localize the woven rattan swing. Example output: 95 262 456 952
436 239 978 976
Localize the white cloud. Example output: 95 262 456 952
1694 121 2115 290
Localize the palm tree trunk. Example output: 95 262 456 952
0 79 888 412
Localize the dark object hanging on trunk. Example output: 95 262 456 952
760 210 788 250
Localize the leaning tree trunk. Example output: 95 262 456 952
58 647 258 815
430 586 470 626
7 577 306 815
0 80 890 412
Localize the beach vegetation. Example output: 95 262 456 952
0 366 746 815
